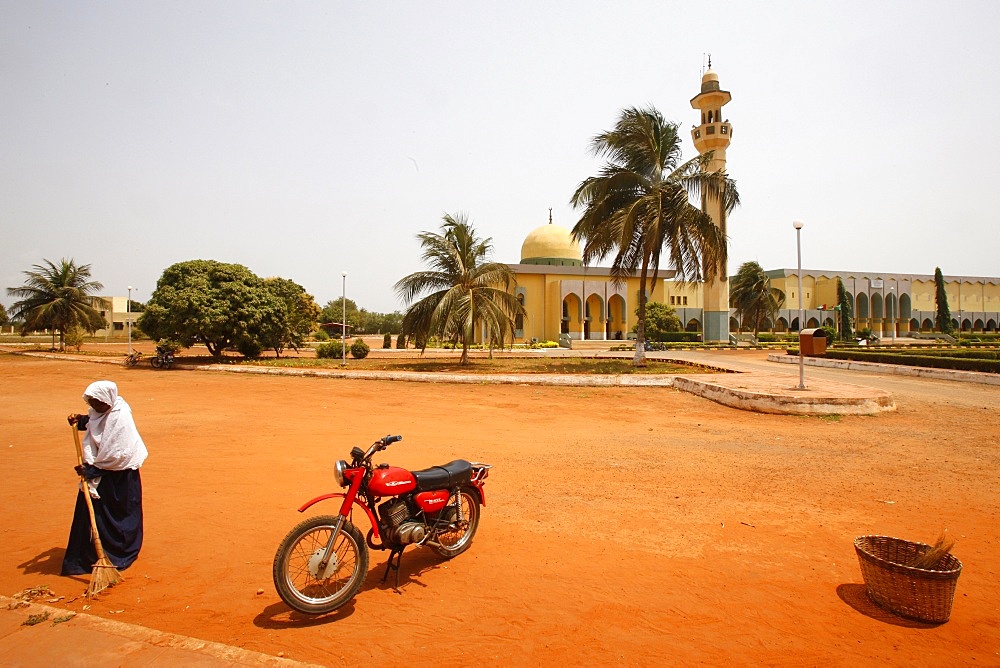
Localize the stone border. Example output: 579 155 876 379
3 348 892 415
672 376 895 415
768 353 1000 386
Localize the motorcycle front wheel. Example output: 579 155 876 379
272 515 369 614
432 487 480 558
150 357 163 369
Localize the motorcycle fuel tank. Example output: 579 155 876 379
369 466 417 496
414 489 450 513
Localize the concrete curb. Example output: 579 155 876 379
0 597 318 667
3 348 893 415
767 353 1000 386
672 376 895 415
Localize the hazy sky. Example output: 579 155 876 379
3 1 999 313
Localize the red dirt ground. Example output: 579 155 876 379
1 349 998 665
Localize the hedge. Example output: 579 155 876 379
816 349 1000 373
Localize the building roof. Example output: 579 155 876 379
520 222 583 266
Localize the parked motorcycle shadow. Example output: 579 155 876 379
253 598 358 628
373 548 444 592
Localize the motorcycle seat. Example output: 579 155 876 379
412 459 473 492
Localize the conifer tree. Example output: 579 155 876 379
934 267 954 334
836 278 854 341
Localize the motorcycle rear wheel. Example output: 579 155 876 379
432 487 480 558
150 357 163 369
272 515 369 614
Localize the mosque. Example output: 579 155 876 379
506 66 1000 344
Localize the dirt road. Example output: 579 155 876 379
1 350 997 665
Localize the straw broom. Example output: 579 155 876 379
70 424 123 597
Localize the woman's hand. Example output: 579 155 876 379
67 414 89 429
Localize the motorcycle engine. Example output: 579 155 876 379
379 498 427 546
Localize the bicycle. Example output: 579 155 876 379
122 351 143 368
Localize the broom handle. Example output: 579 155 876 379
70 424 110 562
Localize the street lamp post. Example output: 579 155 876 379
793 220 805 390
341 272 347 367
127 286 134 355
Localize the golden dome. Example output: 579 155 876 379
520 223 582 266
702 68 719 84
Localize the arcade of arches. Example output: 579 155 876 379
503 222 999 343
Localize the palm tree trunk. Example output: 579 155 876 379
633 259 649 366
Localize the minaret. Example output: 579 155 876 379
690 59 733 343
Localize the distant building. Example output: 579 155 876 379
94 295 139 338
762 270 1000 336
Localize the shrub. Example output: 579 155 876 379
156 338 182 353
64 326 86 351
383 333 392 348
647 331 699 343
316 341 344 358
350 338 370 359
237 339 264 358
395 334 407 349
819 325 837 340
314 329 329 341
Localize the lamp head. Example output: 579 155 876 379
342 271 347 278
792 220 804 230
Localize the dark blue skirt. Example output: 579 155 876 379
61 469 143 576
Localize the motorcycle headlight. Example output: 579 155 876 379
334 459 348 488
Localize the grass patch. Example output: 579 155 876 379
244 356 699 375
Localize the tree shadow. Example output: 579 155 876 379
18 547 67 576
836 583 941 628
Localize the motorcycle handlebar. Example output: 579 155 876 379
363 434 403 460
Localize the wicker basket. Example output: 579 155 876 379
854 535 962 623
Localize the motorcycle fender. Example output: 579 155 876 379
468 481 486 507
297 493 381 538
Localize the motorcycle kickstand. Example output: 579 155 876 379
382 547 405 591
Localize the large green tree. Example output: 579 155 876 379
264 277 321 357
934 267 954 335
6 258 108 350
394 213 525 365
570 106 738 365
729 261 784 337
138 260 284 359
639 302 682 340
321 298 359 330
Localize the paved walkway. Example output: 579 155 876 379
4 346 896 415
0 596 319 667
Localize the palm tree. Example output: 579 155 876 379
570 106 738 365
730 261 784 337
395 213 525 365
6 259 108 350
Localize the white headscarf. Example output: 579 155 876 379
82 381 148 471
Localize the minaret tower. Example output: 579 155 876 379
690 58 733 343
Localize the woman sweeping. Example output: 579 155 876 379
62 380 148 576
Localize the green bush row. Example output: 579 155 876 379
315 338 370 360
818 349 1000 373
646 332 700 343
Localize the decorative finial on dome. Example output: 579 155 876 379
548 207 553 224
708 53 712 69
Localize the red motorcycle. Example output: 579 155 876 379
272 434 491 614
